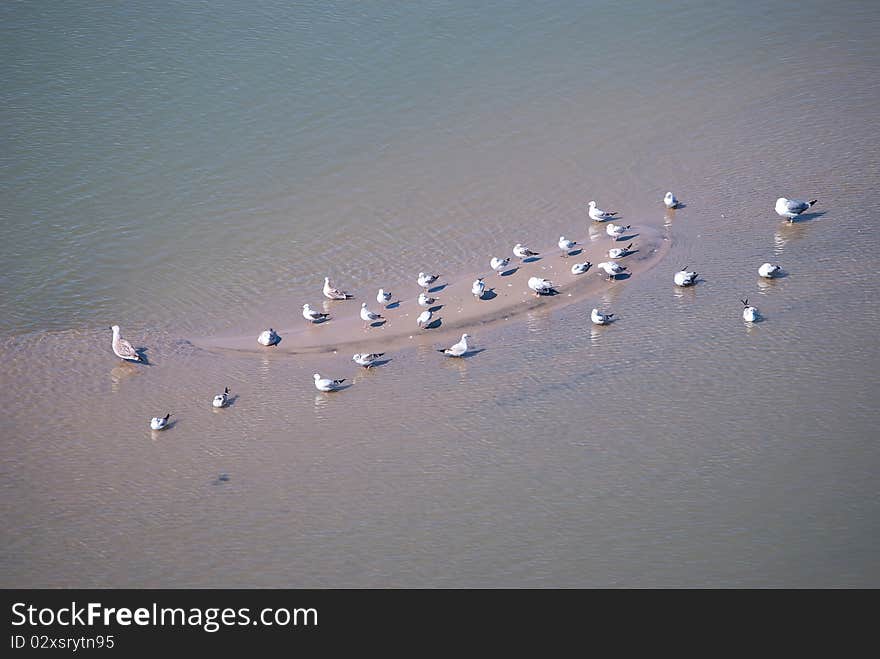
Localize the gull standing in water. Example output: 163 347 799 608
528 276 557 296
490 256 510 275
674 266 699 287
758 263 782 278
110 325 142 362
741 298 760 322
596 261 627 280
558 236 577 257
353 352 385 368
664 192 680 209
775 197 818 221
513 243 539 260
360 302 384 328
588 200 618 222
313 373 345 392
606 223 630 241
437 333 470 357
417 272 441 289
417 292 436 307
591 308 614 325
213 387 230 408
417 309 433 328
472 278 486 299
302 303 330 323
608 243 633 258
377 288 393 307
150 413 171 431
323 277 353 300
571 261 591 275
257 328 280 346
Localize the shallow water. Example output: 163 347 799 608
2 0 879 586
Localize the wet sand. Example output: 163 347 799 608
197 224 668 355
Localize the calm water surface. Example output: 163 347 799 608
2 0 879 586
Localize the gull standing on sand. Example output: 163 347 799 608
417 309 433 328
674 266 699 287
606 223 630 241
664 192 680 209
110 325 141 362
558 236 577 257
591 308 614 325
775 197 818 221
438 333 470 357
417 292 436 307
360 302 384 328
513 243 539 260
597 261 627 280
588 200 618 222
303 303 330 323
313 373 345 392
257 328 280 346
323 277 353 300
418 272 440 289
490 256 510 275
741 298 760 322
150 413 171 431
527 276 557 296
213 387 230 408
571 262 591 275
608 243 633 259
353 352 385 368
472 278 486 298
377 288 392 306
758 263 782 278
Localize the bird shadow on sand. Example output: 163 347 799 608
223 394 241 407
363 358 392 369
479 289 498 301
311 317 331 325
425 318 442 329
786 211 826 224
568 248 584 257
616 232 639 242
323 383 353 393
460 348 486 359
134 347 152 364
428 284 447 293
368 320 386 328
428 304 444 313
500 267 519 277
522 256 541 263
670 203 687 209
386 301 400 310
536 289 561 296
618 249 639 257
609 273 632 281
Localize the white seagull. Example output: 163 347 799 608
110 325 142 362
608 243 633 259
741 298 760 322
302 303 330 323
571 261 591 275
313 373 345 392
606 223 630 241
591 308 614 325
596 261 627 280
472 278 486 298
775 197 818 221
353 352 385 368
438 333 470 357
558 236 577 257
758 263 782 278
490 256 510 275
588 200 618 222
360 302 384 328
150 413 171 431
527 276 556 296
213 387 230 408
664 192 680 209
257 328 280 346
673 266 699 287
416 309 433 328
417 292 436 307
513 243 539 260
377 288 392 306
417 272 441 289
323 277 353 300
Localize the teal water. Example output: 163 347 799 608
2 1 879 586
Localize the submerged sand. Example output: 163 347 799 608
196 224 668 355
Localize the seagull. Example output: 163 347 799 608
490 256 510 275
110 325 141 362
417 292 436 307
591 308 614 325
741 298 760 322
353 352 385 368
513 243 539 259
437 333 470 357
775 197 818 221
360 302 384 328
571 261 591 275
758 263 782 278
588 200 618 222
558 236 577 257
213 387 230 408
377 288 392 306
257 328 280 346
527 276 557 296
322 277 353 300
313 373 345 392
150 413 171 431
608 243 633 258
673 266 698 287
472 278 486 298
664 192 680 209
596 261 627 280
416 309 432 328
418 272 440 289
606 223 630 241
302 303 330 323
